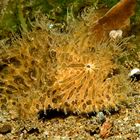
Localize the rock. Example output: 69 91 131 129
27 127 39 134
0 124 12 134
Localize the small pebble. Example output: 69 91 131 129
96 112 106 124
43 130 48 136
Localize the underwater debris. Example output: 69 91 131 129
129 68 140 81
91 0 136 42
100 119 113 138
109 30 123 40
